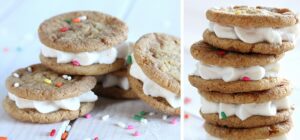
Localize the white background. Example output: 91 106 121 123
0 0 180 140
184 0 300 139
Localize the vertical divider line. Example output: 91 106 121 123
180 0 184 140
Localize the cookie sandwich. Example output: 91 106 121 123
39 11 128 75
128 33 181 115
189 6 299 140
93 42 138 99
3 64 98 123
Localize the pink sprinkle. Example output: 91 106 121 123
94 136 99 140
85 114 92 119
71 60 80 66
170 118 177 125
127 125 134 130
184 97 191 104
241 76 251 81
132 131 141 137
3 47 9 53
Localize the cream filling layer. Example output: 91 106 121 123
129 56 181 108
208 22 300 44
41 42 132 66
100 74 130 90
8 91 98 113
193 61 279 82
201 97 289 121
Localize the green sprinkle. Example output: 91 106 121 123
16 46 22 52
64 19 71 24
133 114 143 121
126 55 132 64
221 112 227 120
139 111 146 116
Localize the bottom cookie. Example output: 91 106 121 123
93 84 138 99
204 119 292 140
3 97 95 123
201 109 293 128
128 76 180 115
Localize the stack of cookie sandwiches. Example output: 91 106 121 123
189 6 299 139
3 11 134 123
129 33 181 115
38 11 137 99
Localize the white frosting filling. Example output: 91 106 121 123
206 133 288 140
101 74 130 90
41 42 132 66
8 91 98 113
209 22 300 44
201 97 290 121
129 56 181 108
193 61 279 82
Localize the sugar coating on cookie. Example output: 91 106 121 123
203 30 294 55
207 6 299 28
134 33 181 94
190 41 283 67
39 11 128 52
4 64 98 123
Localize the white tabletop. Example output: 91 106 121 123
0 0 180 140
184 0 300 139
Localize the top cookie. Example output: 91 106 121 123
38 11 128 53
6 64 96 100
134 33 181 95
207 6 299 28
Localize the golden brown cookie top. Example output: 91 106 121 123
199 79 291 104
207 6 299 28
6 64 96 100
134 33 181 95
190 41 283 67
38 11 128 53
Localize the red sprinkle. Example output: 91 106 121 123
94 136 99 140
216 50 226 56
184 114 190 119
61 132 68 140
184 97 191 104
55 82 63 88
241 76 251 81
71 60 80 66
72 18 81 23
85 113 92 119
0 137 8 140
49 129 56 137
59 27 69 32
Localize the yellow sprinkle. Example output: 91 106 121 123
44 78 52 84
235 10 241 15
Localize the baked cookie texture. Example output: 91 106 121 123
40 55 125 76
190 41 283 67
38 11 128 53
206 6 298 28
4 64 97 123
129 33 181 115
134 33 180 95
203 30 294 55
93 69 138 99
3 97 95 124
6 64 96 100
189 5 297 139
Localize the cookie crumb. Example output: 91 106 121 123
27 67 32 72
116 122 126 128
140 118 148 124
162 115 168 120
